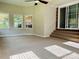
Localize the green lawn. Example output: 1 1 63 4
0 24 8 29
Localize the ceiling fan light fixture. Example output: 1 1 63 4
34 3 38 5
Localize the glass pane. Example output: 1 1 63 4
78 3 79 14
68 4 78 28
24 16 32 28
68 14 78 28
69 4 76 14
14 15 23 28
0 13 9 29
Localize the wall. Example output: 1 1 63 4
33 3 56 37
0 2 34 36
0 2 56 37
33 4 45 37
43 5 56 37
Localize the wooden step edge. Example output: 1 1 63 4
53 32 79 38
52 33 79 39
56 29 79 31
54 31 79 34
51 34 79 42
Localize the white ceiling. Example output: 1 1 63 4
52 0 79 5
0 0 79 7
0 0 36 7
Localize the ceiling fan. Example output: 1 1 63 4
35 0 48 5
38 0 48 4
25 0 48 5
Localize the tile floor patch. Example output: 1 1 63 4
44 45 72 57
10 51 40 59
62 53 79 59
63 41 79 49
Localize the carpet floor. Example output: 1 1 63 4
0 35 79 59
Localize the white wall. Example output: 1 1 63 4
43 5 56 37
33 4 45 37
33 3 56 37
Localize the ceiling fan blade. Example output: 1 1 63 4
38 0 48 4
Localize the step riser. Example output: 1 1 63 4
51 30 79 42
53 32 79 39
56 29 79 32
54 31 79 35
52 34 79 42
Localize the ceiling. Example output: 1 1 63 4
52 0 79 5
0 0 79 7
0 0 36 7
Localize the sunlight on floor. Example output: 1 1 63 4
63 41 79 49
10 51 40 59
44 45 72 57
10 41 79 59
62 52 79 59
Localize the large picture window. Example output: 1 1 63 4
0 13 9 29
14 15 23 28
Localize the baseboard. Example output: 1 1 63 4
0 33 50 38
33 34 50 38
0 33 34 37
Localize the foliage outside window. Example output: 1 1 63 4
14 15 23 28
0 13 9 29
68 4 78 28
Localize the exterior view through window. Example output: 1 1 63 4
14 15 23 28
0 13 9 29
24 16 32 28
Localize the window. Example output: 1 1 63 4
14 15 23 28
0 13 9 29
59 3 79 29
68 4 78 28
24 15 32 28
